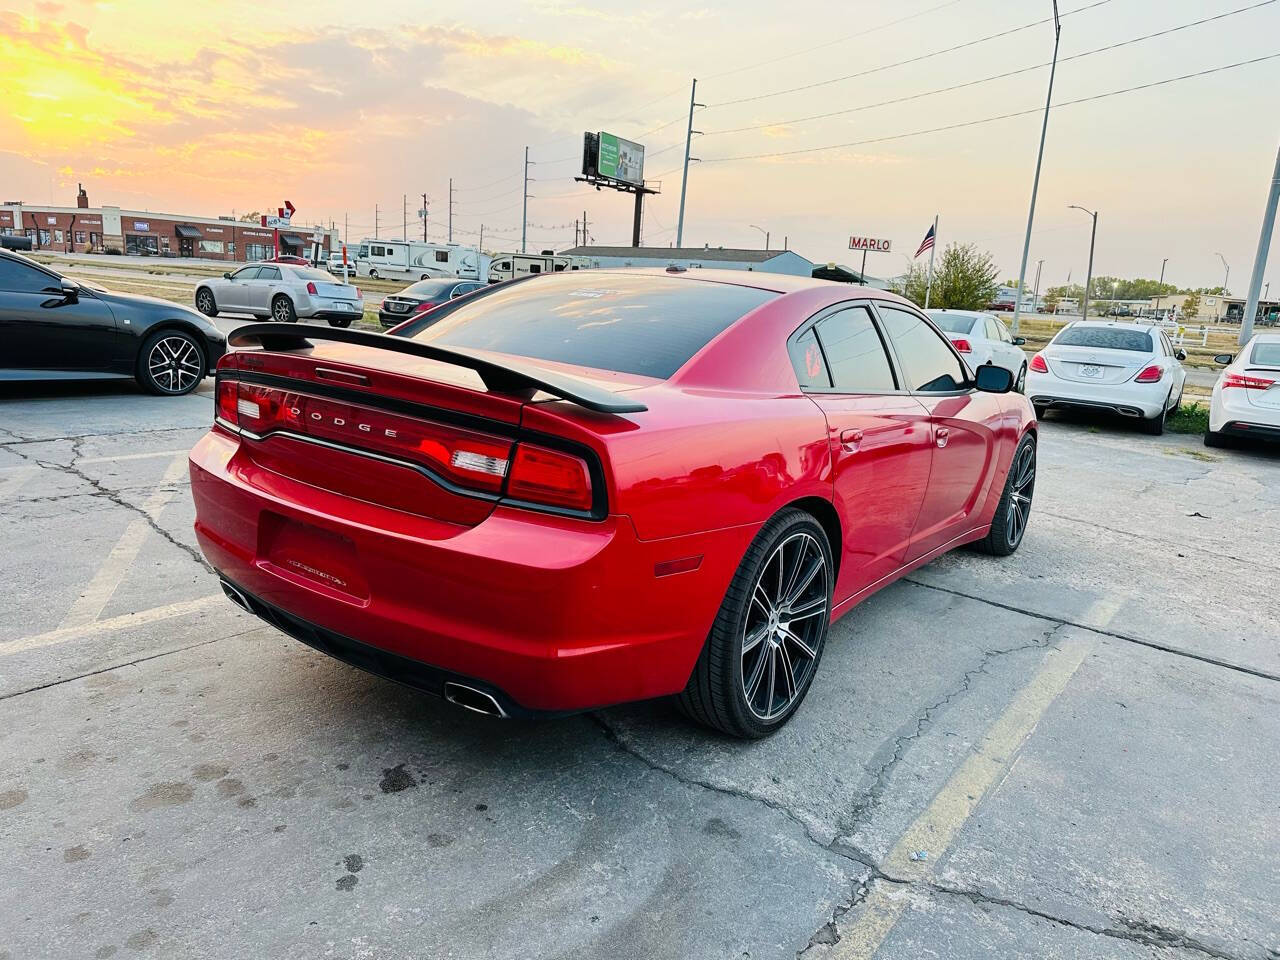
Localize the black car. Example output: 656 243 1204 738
377 278 486 327
0 249 225 396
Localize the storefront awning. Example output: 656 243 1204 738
278 234 303 249
175 225 202 239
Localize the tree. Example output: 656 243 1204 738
892 242 1000 310
1181 291 1201 320
1044 290 1060 313
239 211 262 222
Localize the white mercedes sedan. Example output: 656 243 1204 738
926 309 1029 391
1206 333 1280 447
1026 320 1187 435
194 264 364 327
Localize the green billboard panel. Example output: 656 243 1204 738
597 132 645 187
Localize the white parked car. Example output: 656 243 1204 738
1205 333 1280 447
926 309 1029 391
195 264 364 327
1026 320 1187 435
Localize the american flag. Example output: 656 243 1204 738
914 224 936 259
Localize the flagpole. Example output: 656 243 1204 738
924 214 938 309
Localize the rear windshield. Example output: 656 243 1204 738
404 279 456 297
404 274 777 379
1249 341 1280 366
292 267 333 282
1054 326 1153 352
929 314 977 334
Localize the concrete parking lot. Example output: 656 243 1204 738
1 380 1277 960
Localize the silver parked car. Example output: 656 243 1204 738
194 263 365 327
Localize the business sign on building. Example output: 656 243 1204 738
132 221 151 232
848 236 892 253
597 132 645 187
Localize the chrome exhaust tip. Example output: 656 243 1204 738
443 681 507 718
220 581 252 614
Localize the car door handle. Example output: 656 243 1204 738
935 427 950 448
839 428 863 452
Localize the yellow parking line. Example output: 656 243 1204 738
830 635 1091 959
59 453 190 629
0 594 224 658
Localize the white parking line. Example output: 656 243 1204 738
0 594 224 658
77 449 191 465
59 453 190 629
830 635 1091 958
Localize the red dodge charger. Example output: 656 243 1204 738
190 269 1037 737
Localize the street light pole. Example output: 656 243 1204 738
1239 140 1280 345
1154 257 1168 316
1069 205 1097 319
1012 0 1061 337
1032 259 1044 313
749 224 768 250
1216 252 1229 322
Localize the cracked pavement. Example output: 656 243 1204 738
0 382 1277 960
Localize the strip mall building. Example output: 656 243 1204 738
0 186 337 263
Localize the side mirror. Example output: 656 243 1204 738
1012 336 1026 346
1175 348 1187 361
59 277 80 300
974 364 1014 394
223 272 231 279
1213 353 1234 365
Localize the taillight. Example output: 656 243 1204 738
506 444 592 512
952 338 972 353
355 287 362 299
413 300 438 314
1029 353 1048 373
1134 364 1163 383
306 281 318 295
215 378 238 425
1222 372 1276 390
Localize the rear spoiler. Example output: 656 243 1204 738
227 322 647 415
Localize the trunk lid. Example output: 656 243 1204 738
1044 344 1150 384
313 280 359 300
1242 364 1280 409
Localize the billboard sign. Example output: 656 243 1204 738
597 132 645 187
848 236 891 253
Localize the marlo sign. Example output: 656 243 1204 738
848 236 892 253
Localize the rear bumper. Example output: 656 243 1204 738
1027 373 1166 418
1209 387 1280 436
189 429 753 712
298 297 364 319
378 309 415 326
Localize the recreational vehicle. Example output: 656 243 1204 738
353 240 489 282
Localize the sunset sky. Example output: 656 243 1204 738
2 0 1278 289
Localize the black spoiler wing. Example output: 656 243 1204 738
227 323 647 415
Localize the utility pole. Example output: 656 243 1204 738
1240 141 1280 345
402 194 407 242
1155 257 1168 315
521 146 530 254
343 212 348 246
448 179 455 243
374 203 379 239
1216 252 1230 322
422 193 429 242
479 224 484 254
1012 0 1061 337
582 210 589 245
1069 205 1097 319
676 78 703 248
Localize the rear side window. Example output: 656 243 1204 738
812 306 896 392
258 266 281 281
412 274 776 379
1055 326 1153 352
788 327 830 389
879 305 967 392
1251 342 1280 366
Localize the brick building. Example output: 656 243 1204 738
0 186 336 263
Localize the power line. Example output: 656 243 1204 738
703 0 972 81
700 52 1280 163
706 0 1116 109
700 0 1276 137
452 170 521 193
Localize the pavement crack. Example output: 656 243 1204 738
589 712 835 849
2 438 212 574
924 881 1249 960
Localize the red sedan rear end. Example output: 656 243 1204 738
190 270 1036 736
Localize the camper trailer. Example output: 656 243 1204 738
487 251 572 283
353 240 489 282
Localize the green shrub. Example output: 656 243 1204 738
1167 402 1210 434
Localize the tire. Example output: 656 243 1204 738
1171 386 1184 413
971 433 1036 556
136 329 205 396
194 287 218 317
327 317 353 328
1140 396 1168 435
1015 362 1027 394
1033 403 1047 420
368 268 379 280
1203 429 1226 448
677 508 833 739
271 295 297 323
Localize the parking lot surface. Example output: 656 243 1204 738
1 381 1277 960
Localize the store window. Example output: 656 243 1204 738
198 240 225 255
74 231 87 244
244 243 271 262
126 234 160 255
